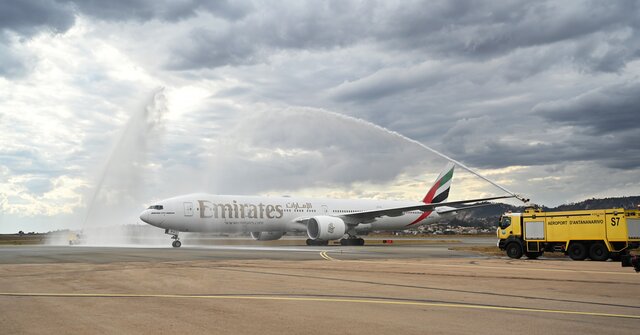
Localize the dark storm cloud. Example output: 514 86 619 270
66 0 249 22
166 1 369 70
437 82 640 171
0 0 76 77
0 0 75 36
534 82 640 135
441 135 640 170
0 0 248 34
167 1 640 73
377 0 640 75
0 0 249 77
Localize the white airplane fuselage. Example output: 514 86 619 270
140 193 448 235
137 163 512 247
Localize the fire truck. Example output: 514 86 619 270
497 208 640 260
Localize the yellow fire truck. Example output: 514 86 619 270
497 208 640 260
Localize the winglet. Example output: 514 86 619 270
422 162 455 204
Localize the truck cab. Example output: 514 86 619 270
497 211 534 259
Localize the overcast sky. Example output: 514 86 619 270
1 0 639 233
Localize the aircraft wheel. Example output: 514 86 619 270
340 238 364 246
307 239 328 246
172 240 182 248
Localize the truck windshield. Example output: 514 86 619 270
499 216 511 229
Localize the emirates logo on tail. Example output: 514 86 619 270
406 163 454 227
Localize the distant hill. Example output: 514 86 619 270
451 196 640 228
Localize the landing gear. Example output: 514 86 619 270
306 239 329 246
165 229 181 248
304 235 365 246
340 237 365 246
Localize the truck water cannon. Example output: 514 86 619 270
621 254 640 272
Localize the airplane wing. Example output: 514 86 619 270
339 195 514 224
434 202 498 214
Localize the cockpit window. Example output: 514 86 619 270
148 205 163 210
499 216 511 229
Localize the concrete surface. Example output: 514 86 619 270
0 243 638 334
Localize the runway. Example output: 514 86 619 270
0 241 638 334
0 243 474 264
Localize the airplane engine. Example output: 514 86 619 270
250 231 285 241
307 216 346 241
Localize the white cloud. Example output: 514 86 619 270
0 173 86 216
1 0 639 232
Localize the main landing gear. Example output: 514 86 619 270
306 239 329 246
165 229 181 248
340 237 365 246
305 236 366 246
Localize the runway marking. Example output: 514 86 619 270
1 292 638 319
319 251 339 261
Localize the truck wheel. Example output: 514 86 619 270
525 251 543 259
589 243 609 261
506 243 523 259
568 242 587 261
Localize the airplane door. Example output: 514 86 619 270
184 202 194 216
322 205 328 214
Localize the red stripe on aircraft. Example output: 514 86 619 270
422 180 440 203
406 210 432 227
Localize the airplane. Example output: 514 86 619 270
139 163 513 247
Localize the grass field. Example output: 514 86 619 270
0 234 47 245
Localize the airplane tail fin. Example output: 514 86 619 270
422 162 454 204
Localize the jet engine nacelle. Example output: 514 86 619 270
250 231 285 241
307 216 346 241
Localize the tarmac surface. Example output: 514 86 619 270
0 239 638 334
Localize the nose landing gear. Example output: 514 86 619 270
165 229 181 248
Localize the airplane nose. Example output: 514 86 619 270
140 210 149 223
